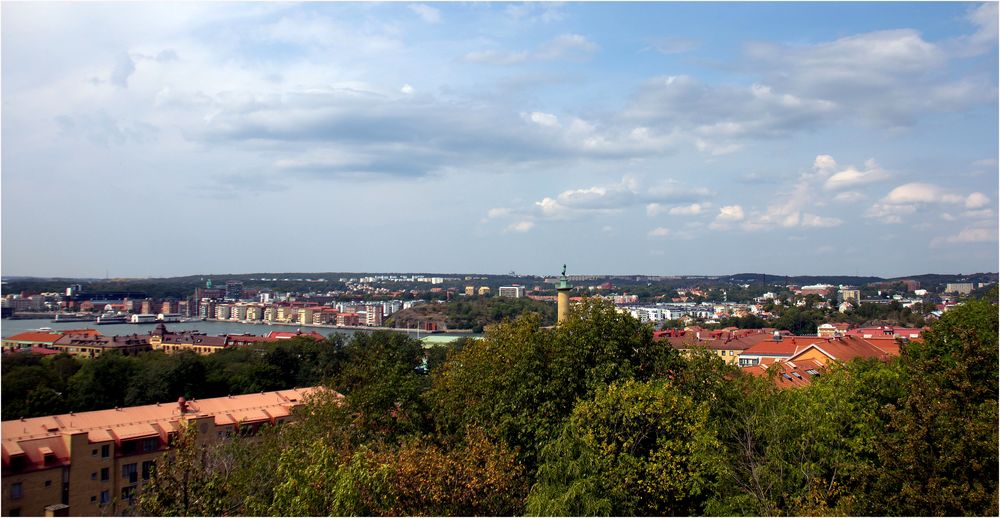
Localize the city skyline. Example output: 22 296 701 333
2 2 997 278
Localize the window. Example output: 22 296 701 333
91 496 97 503
100 490 110 505
91 472 97 481
11 482 23 500
100 468 109 482
91 448 98 457
44 480 52 487
121 486 136 501
142 460 155 481
142 437 159 452
123 463 138 484
101 445 110 458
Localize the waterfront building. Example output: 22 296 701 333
2 332 65 352
245 305 263 322
365 305 384 327
477 286 490 296
160 301 179 315
230 305 248 321
198 301 215 319
214 304 232 320
298 307 317 326
337 313 361 327
0 388 321 517
276 306 295 323
464 286 475 296
148 325 226 355
50 334 151 358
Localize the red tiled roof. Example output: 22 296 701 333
741 336 824 357
2 388 325 462
265 331 325 341
788 335 892 364
3 332 63 344
744 358 826 388
846 326 925 338
58 329 102 337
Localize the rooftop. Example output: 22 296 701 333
2 387 324 467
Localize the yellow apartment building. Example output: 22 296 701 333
1 388 321 517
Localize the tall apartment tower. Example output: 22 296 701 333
225 281 244 301
557 265 572 324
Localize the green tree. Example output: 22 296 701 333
334 331 430 441
871 298 999 515
382 426 528 516
527 379 721 516
136 422 229 516
428 299 663 469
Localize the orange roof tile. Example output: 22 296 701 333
3 332 63 344
741 336 825 357
2 388 326 464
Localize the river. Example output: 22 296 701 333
0 318 451 340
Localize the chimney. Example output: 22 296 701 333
178 397 187 414
773 330 782 342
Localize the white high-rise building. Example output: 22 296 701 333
498 286 525 298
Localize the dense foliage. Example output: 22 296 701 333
7 297 996 516
1 336 344 420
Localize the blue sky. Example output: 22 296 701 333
2 2 997 278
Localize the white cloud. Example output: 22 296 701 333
729 155 850 231
718 205 745 221
823 158 890 190
963 208 995 219
487 207 511 219
965 192 990 209
744 23 995 127
408 4 441 24
882 183 964 205
800 213 843 228
504 220 534 233
668 203 707 215
940 226 999 244
645 203 669 217
526 111 559 128
648 227 670 237
400 83 414 95
524 176 712 224
866 203 917 224
949 3 999 58
834 191 865 203
710 205 745 229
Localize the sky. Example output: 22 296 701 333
2 2 997 279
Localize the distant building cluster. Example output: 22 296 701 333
656 323 926 387
1 324 327 358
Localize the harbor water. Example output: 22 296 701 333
0 318 447 340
